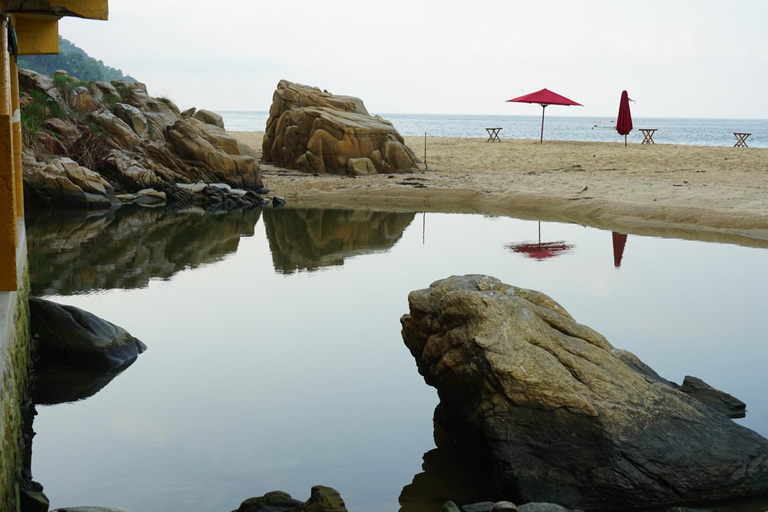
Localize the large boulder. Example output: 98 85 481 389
400 275 768 510
29 298 147 370
262 80 420 175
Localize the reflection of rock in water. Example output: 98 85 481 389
26 206 261 295
263 208 415 274
33 360 135 405
399 424 499 512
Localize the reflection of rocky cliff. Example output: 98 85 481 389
27 207 260 295
263 208 415 274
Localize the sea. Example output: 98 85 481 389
219 111 768 148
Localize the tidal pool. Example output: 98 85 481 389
26 206 768 512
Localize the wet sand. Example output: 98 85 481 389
231 131 768 243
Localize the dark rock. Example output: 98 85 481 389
490 502 517 512
234 486 346 512
293 486 347 512
19 488 49 512
400 275 768 511
272 196 286 208
33 360 135 405
462 502 496 512
679 375 746 418
233 490 303 512
518 504 569 512
29 298 146 370
443 501 461 512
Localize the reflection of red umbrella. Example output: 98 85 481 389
507 222 575 260
612 232 628 267
506 88 583 143
616 90 633 146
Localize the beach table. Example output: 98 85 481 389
640 128 657 145
485 127 502 142
733 132 751 148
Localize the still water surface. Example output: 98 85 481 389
26 206 768 511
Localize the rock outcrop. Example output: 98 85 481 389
400 275 768 510
262 80 420 175
233 486 347 512
29 298 146 370
19 69 264 209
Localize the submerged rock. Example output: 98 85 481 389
233 486 347 512
30 298 146 370
400 275 768 510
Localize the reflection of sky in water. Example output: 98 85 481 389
31 211 768 512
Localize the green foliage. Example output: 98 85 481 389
17 36 136 83
20 89 66 145
114 83 131 103
103 92 120 112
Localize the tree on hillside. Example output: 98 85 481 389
18 37 136 83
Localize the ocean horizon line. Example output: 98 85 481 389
216 110 768 123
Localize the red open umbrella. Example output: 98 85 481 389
506 88 583 143
616 90 633 146
506 222 575 260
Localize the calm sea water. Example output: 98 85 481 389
219 111 768 148
26 206 768 512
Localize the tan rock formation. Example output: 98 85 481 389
193 108 225 128
68 86 98 112
262 80 420 175
114 103 149 137
19 69 264 207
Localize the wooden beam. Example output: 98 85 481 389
14 16 59 55
50 0 108 20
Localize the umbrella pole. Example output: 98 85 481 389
625 134 627 147
540 105 546 143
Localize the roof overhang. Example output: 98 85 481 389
2 0 108 55
4 0 108 20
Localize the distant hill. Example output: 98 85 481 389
18 37 136 83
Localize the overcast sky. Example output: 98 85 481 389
59 0 768 119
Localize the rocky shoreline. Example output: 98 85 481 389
20 69 268 211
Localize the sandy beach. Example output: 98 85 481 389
231 131 768 244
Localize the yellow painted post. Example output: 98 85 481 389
0 14 19 292
9 55 22 220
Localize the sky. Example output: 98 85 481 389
59 0 768 119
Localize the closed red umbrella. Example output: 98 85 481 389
506 88 582 143
612 232 628 267
616 90 633 146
